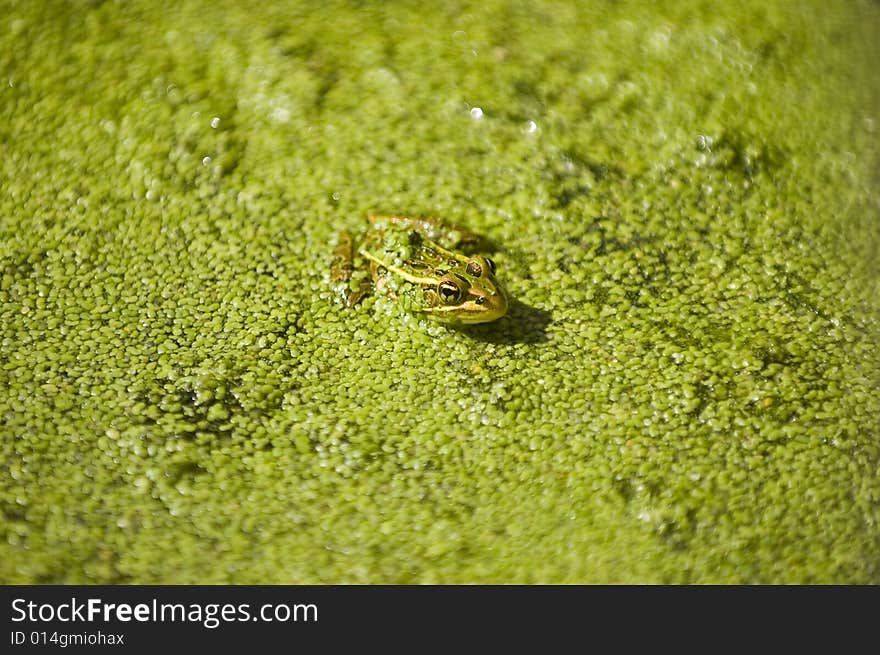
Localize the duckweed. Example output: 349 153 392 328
1 0 879 583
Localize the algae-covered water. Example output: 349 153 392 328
2 0 879 583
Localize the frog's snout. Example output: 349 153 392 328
466 286 508 324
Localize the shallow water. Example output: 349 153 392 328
1 0 878 582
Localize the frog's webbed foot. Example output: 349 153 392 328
331 231 370 307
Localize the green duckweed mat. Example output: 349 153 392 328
2 0 879 583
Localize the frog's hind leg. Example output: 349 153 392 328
331 231 370 307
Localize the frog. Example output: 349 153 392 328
331 214 507 325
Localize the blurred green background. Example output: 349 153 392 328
1 0 878 583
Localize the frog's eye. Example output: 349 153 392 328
485 258 496 275
438 280 462 304
466 260 483 277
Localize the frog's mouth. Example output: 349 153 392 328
427 287 508 324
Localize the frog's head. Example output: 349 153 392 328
422 255 508 325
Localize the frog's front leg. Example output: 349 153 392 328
331 231 371 307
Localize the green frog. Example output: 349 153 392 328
331 214 507 325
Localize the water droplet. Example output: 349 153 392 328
271 106 291 123
210 116 220 129
202 156 212 166
470 107 483 120
524 120 538 134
